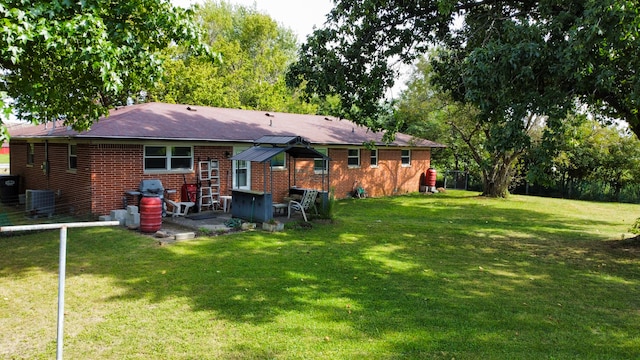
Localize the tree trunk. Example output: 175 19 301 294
481 154 519 198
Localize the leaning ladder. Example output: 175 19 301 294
198 160 220 211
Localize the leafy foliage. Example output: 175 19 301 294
288 0 640 196
527 116 640 201
0 0 211 131
150 1 316 114
397 55 546 197
290 0 640 137
630 218 640 235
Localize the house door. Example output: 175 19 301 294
232 146 251 190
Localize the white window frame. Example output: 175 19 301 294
144 145 193 172
314 147 328 174
370 149 378 168
347 148 360 168
68 144 77 171
401 149 411 167
233 146 251 190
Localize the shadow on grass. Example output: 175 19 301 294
1 191 639 359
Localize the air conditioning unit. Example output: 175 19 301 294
25 189 55 217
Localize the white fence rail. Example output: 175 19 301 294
1 221 120 360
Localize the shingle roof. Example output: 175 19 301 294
9 102 446 148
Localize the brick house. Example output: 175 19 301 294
8 102 445 217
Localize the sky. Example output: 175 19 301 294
171 0 335 43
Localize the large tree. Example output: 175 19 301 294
151 0 316 114
288 0 640 196
0 0 210 133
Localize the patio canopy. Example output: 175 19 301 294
231 135 329 162
229 135 331 220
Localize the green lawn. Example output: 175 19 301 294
1 191 639 359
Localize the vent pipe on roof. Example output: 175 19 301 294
265 113 274 117
269 119 273 127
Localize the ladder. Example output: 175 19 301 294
198 159 220 211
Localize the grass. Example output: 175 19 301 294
1 190 639 359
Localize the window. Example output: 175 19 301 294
270 152 286 168
401 149 411 166
27 143 34 165
347 149 360 167
370 149 378 167
233 146 250 190
68 144 77 170
314 148 328 173
144 145 193 171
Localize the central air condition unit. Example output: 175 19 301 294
25 189 55 217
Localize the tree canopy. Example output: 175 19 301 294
288 0 640 137
150 0 316 114
0 0 210 133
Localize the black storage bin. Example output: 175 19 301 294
0 175 20 203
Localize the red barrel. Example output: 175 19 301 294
140 195 162 233
181 184 197 202
426 168 437 188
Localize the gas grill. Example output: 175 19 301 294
138 179 166 216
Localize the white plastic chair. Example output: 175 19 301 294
288 190 318 222
165 199 195 217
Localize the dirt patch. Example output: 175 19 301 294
607 235 640 254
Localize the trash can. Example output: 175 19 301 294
0 175 20 203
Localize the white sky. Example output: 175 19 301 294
171 0 334 43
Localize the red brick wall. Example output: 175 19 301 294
10 140 432 217
89 144 234 216
288 148 431 199
10 141 92 216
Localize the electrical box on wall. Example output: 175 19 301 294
41 161 49 175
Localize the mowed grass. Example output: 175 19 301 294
1 190 639 359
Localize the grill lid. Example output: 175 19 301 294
139 179 164 194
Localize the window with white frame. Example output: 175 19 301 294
314 148 328 173
233 146 250 190
347 149 360 167
27 143 34 165
68 144 77 170
144 145 193 171
401 149 411 166
370 149 378 167
270 152 286 169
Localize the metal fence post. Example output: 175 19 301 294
1 221 120 360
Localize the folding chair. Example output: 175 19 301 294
165 199 195 217
288 190 318 222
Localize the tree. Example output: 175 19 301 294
287 0 640 196
527 117 640 201
151 0 316 114
395 56 480 180
0 0 210 133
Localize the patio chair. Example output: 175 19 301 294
288 190 318 222
352 180 367 198
165 199 195 217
